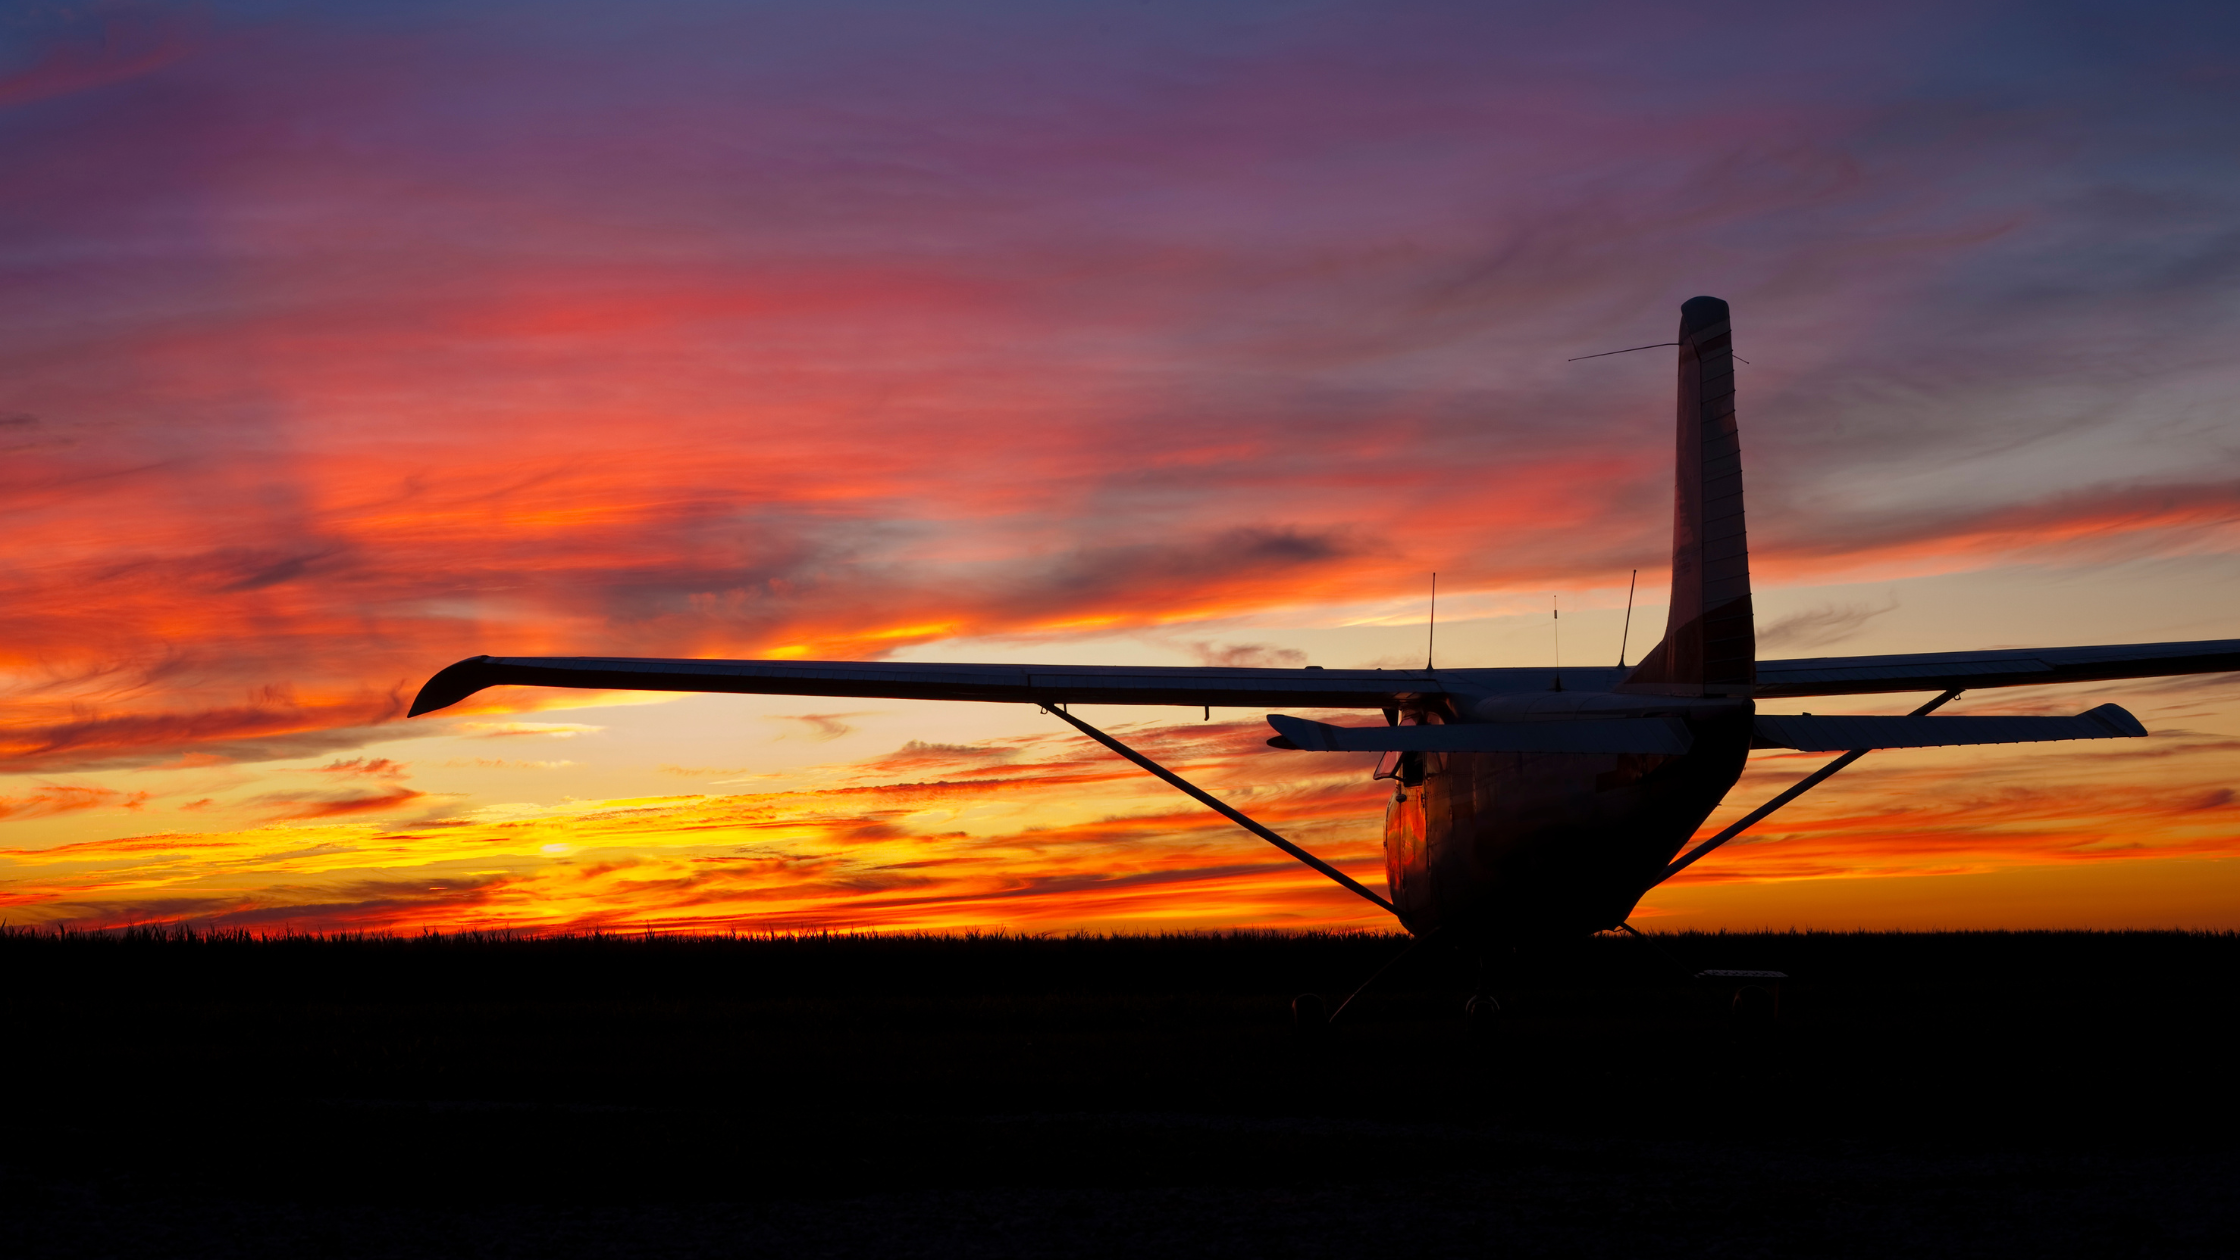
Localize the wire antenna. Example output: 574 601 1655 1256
1618 568 1637 667
1567 341 1678 362
1568 341 1750 365
1425 573 1437 670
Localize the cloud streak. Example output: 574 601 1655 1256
0 783 149 822
1759 596 1900 653
6 706 2234 933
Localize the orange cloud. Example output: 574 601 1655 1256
0 718 1391 933
6 706 2235 935
308 758 410 779
248 789 432 821
0 783 149 822
0 693 413 773
1761 480 2240 584
764 712 877 742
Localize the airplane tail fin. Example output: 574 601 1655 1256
1623 296 1754 696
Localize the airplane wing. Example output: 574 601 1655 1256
1753 638 2240 698
407 639 2239 718
405 654 1629 717
1752 703 2147 751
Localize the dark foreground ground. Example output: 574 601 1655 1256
2 928 2234 1258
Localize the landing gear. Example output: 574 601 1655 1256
1291 992 1328 1035
1463 946 1505 1034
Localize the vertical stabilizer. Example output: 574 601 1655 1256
1624 296 1754 696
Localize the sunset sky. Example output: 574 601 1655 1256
4 0 2236 933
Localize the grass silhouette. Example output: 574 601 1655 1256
1 927 2232 1256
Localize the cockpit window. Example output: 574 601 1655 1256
1373 749 1427 786
1372 712 1436 784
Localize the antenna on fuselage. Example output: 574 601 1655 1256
1618 568 1638 667
1552 594 1562 690
1425 572 1437 670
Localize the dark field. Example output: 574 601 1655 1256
3 928 2235 1258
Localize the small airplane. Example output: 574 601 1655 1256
409 297 2237 950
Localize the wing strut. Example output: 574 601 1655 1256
1039 704 1398 916
1650 689 1964 888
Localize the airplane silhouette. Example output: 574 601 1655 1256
410 297 2238 944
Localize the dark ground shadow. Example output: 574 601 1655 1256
3 928 2233 1257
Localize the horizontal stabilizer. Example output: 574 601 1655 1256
1752 704 2147 752
1265 713 1694 755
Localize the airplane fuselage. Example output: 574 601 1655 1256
1383 691 1753 940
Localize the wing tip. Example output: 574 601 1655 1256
2081 703 2149 738
408 656 497 717
1263 713 1326 751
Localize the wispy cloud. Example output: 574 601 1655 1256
454 722 604 740
763 713 876 742
442 758 577 770
307 757 409 779
1759 595 1900 654
247 788 432 821
1179 641 1309 669
0 783 149 822
0 4 203 108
